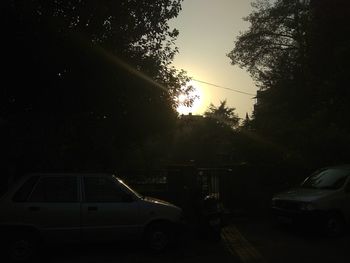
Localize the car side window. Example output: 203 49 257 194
28 176 78 202
83 176 128 202
12 176 40 202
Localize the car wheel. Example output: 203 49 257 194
146 223 171 252
8 232 39 262
325 214 345 237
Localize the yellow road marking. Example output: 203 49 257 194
221 226 265 263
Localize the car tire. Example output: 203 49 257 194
324 213 345 237
145 222 172 252
7 231 40 262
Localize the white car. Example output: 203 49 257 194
0 173 184 261
271 165 350 236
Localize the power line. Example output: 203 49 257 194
192 79 256 97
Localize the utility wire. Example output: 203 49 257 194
192 79 256 97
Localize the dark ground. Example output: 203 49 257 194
36 227 238 263
16 214 350 263
231 215 350 263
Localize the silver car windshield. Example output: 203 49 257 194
301 168 350 190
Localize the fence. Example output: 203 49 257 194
118 164 311 216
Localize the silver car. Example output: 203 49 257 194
271 165 350 236
0 173 184 261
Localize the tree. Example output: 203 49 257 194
241 113 252 130
2 0 187 113
228 0 350 167
228 1 314 145
228 0 310 83
1 0 189 173
228 0 311 143
204 100 240 129
168 115 236 166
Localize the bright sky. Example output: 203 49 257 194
169 0 257 118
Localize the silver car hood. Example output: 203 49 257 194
143 196 178 208
274 188 334 202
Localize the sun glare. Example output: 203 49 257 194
176 81 204 115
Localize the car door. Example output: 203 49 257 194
81 175 142 243
24 175 81 243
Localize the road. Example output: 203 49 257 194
35 216 350 263
229 215 350 263
41 229 238 263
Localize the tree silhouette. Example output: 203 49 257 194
1 0 188 173
204 100 240 129
227 0 310 83
228 0 350 167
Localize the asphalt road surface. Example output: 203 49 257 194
29 216 350 263
230 215 350 263
40 229 238 263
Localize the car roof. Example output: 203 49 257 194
2 173 121 200
14 173 119 184
25 173 116 177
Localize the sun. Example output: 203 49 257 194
176 81 204 115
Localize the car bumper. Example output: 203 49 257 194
271 207 326 226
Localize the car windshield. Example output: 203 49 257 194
301 168 350 190
113 176 143 199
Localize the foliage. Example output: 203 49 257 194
228 0 350 167
228 0 310 84
1 0 188 173
241 113 251 130
170 115 236 166
165 102 240 166
204 100 240 129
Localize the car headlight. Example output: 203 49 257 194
300 202 315 211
